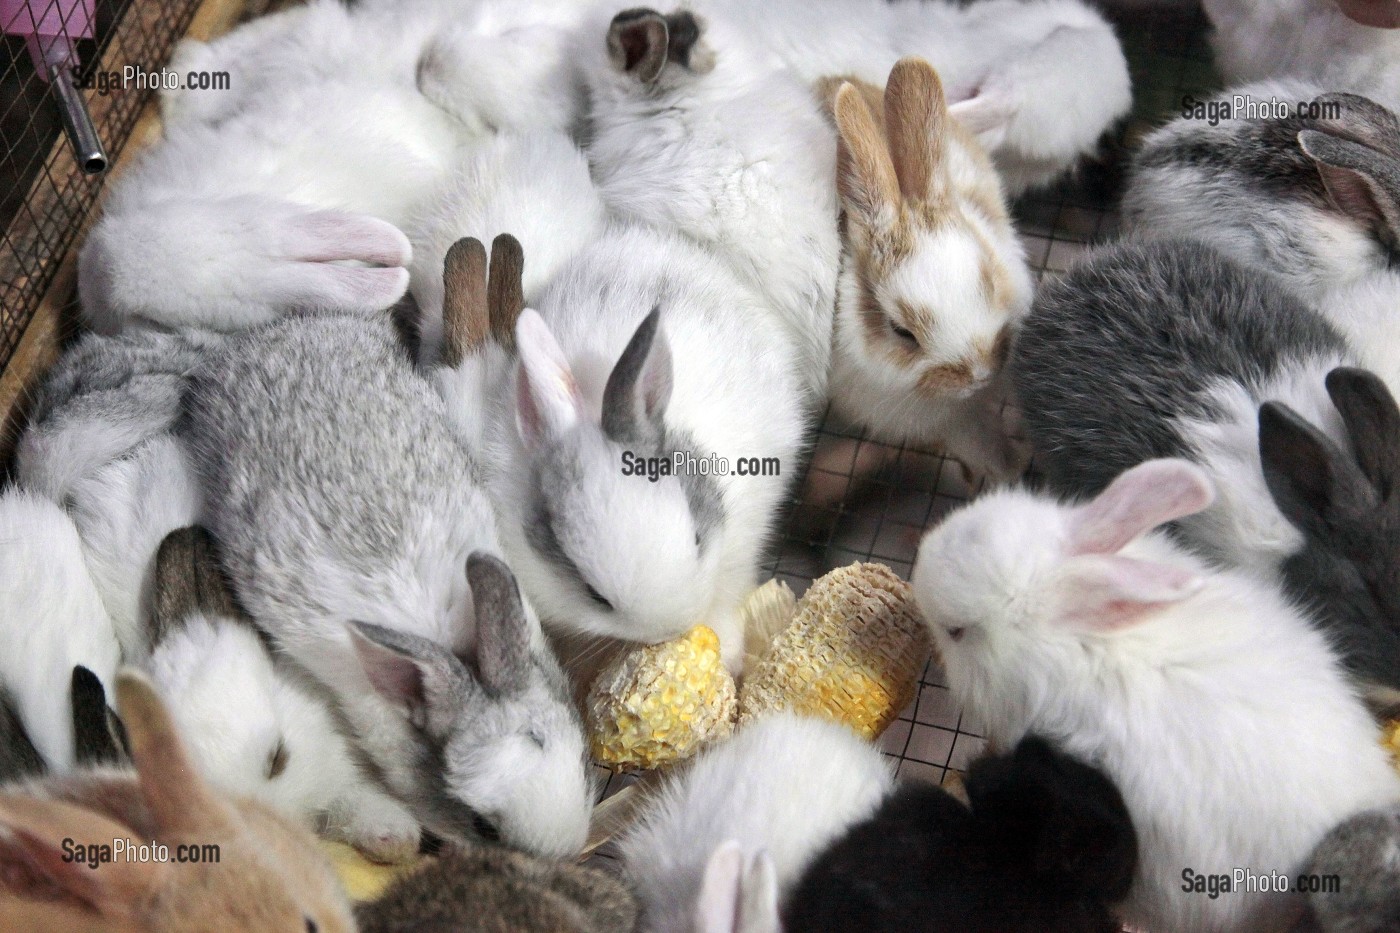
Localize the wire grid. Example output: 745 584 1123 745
592 3 1221 806
1 0 202 367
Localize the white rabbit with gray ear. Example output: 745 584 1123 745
139 525 421 863
579 6 839 404
184 309 591 858
78 0 589 334
0 491 120 773
911 457 1400 933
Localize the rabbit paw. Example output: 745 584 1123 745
332 792 421 865
260 208 412 315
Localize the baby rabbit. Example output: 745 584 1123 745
581 6 840 403
142 526 421 863
0 670 355 932
620 713 894 932
1303 803 1400 933
818 57 1033 478
1011 239 1355 579
185 310 591 858
912 458 1400 933
1201 0 1400 110
1259 368 1400 711
0 490 120 772
354 840 638 932
784 736 1137 933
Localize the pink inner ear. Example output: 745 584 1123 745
1059 555 1204 632
514 310 581 446
1070 459 1214 556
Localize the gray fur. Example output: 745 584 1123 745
601 307 670 448
1259 368 1400 694
1305 804 1400 933
1012 239 1346 499
148 525 250 649
355 841 639 933
0 690 45 783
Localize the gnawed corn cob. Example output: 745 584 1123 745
1383 719 1400 776
739 562 932 741
586 625 737 772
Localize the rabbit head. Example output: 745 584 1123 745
0 671 355 933
348 552 591 858
912 459 1215 723
695 842 782 933
826 57 1032 414
1259 366 1400 704
507 306 727 649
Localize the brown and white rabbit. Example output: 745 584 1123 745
819 57 1033 481
0 670 355 932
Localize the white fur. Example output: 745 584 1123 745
78 0 587 333
912 461 1400 933
144 614 421 862
0 492 121 771
684 0 1132 193
1322 273 1400 394
620 714 894 933
1203 0 1400 111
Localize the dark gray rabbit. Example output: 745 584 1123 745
783 735 1136 933
1304 803 1400 933
355 842 638 933
1259 367 1400 710
1011 238 1355 578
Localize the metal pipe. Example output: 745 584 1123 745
46 55 107 175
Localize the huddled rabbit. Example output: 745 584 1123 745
912 457 1400 933
1304 803 1400 933
183 304 591 858
0 670 356 932
785 735 1137 933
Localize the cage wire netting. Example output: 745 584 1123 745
2 0 202 370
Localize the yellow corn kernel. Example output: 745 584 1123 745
739 562 932 741
1383 719 1400 775
586 625 737 772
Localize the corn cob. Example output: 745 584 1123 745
738 562 932 741
1383 719 1400 776
585 625 737 772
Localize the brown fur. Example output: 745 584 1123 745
356 843 639 933
149 526 249 648
442 237 490 368
487 234 526 349
0 672 354 933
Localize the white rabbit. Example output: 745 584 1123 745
78 0 589 334
140 526 421 863
677 0 1131 194
579 5 840 404
0 491 120 772
620 714 894 933
818 57 1033 478
1201 0 1400 111
911 458 1400 933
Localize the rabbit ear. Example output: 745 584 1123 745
441 237 490 368
1327 366 1400 497
1057 554 1204 631
114 670 236 837
833 81 900 231
883 56 948 203
0 794 168 914
1069 459 1215 557
1258 400 1380 549
602 307 672 445
71 666 125 767
466 553 531 696
488 233 525 350
515 309 583 450
947 87 1017 149
150 526 243 649
1311 92 1400 159
1298 130 1400 244
348 622 475 741
607 8 669 83
696 842 782 933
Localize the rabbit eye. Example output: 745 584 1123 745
583 581 614 611
267 739 289 779
946 626 966 642
889 319 919 347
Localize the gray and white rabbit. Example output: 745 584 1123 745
1304 803 1400 933
1011 239 1355 579
183 309 592 858
139 526 422 863
911 457 1400 933
620 713 894 933
0 490 121 772
14 327 215 656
